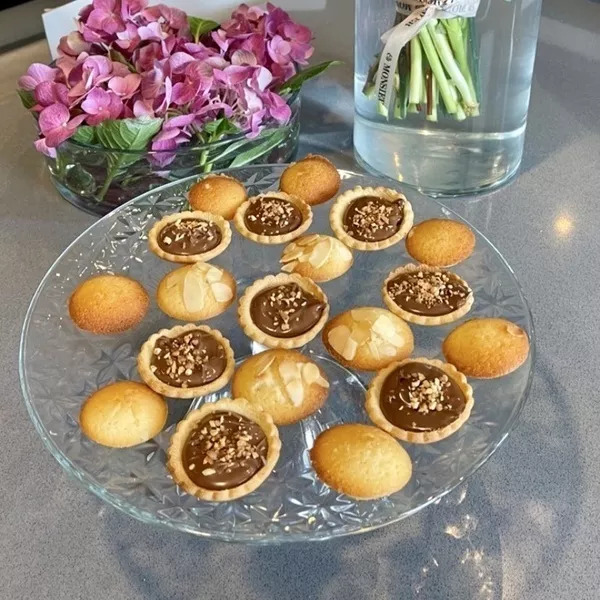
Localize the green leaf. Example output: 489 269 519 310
199 117 240 144
108 48 136 73
95 117 163 151
188 16 219 43
71 125 96 145
17 89 35 110
278 60 342 94
229 127 290 168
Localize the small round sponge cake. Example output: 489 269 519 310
443 317 530 378
232 349 330 425
279 154 341 206
69 274 149 334
310 424 412 500
188 175 247 220
80 381 168 448
406 218 475 267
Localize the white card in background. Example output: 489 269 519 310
42 0 326 59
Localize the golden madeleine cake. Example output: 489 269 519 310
238 273 329 349
188 174 247 220
322 307 414 371
406 219 475 267
280 234 353 282
69 274 149 335
279 154 341 206
366 358 474 444
310 424 412 500
330 186 414 251
442 317 530 378
156 262 236 321
148 210 231 263
137 323 234 398
167 397 281 501
234 192 312 245
79 381 168 448
232 350 329 425
382 264 474 326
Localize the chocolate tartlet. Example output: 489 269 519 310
234 192 312 245
366 358 474 444
238 273 329 349
330 186 413 251
137 324 234 398
382 264 473 325
167 398 281 501
148 210 231 263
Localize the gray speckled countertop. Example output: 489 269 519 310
2 1 599 598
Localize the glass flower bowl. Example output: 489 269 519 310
20 165 534 543
45 95 300 216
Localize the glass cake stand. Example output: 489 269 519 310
19 165 535 543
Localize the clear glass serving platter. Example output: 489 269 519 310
19 165 534 543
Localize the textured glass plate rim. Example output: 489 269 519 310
19 165 536 544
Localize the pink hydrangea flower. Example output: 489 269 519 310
81 88 124 124
18 63 60 91
36 103 87 154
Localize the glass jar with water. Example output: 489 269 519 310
354 0 543 196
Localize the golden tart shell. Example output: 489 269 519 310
238 273 329 349
233 191 313 245
148 210 231 263
167 397 281 501
137 323 235 399
329 185 414 251
366 357 474 444
382 263 474 326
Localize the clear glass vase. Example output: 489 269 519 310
45 94 300 216
354 0 542 196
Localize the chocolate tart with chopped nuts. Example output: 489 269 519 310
167 397 281 501
238 273 329 349
366 358 474 444
329 186 413 251
234 191 313 245
148 210 231 263
382 264 473 326
137 324 235 399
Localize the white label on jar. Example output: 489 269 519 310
375 0 481 116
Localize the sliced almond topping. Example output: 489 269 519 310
297 234 320 246
183 268 206 312
211 281 233 303
327 325 350 358
282 244 305 262
255 354 276 377
367 340 381 361
205 266 223 283
302 363 330 389
281 261 298 273
342 336 359 361
380 343 398 357
308 239 332 268
278 360 300 383
285 379 304 406
301 362 320 384
372 316 405 346
337 242 353 262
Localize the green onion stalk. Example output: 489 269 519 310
364 17 480 122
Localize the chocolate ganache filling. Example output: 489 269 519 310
250 283 326 338
182 411 268 490
343 196 403 242
244 196 302 236
158 218 222 255
150 330 226 388
386 270 470 316
379 362 466 432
